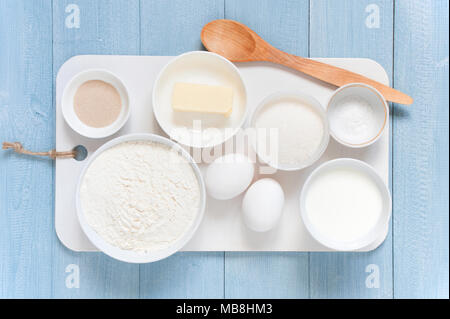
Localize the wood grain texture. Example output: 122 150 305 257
140 0 225 55
139 0 225 298
309 0 394 298
393 0 449 299
51 0 140 298
0 0 53 298
225 252 309 298
224 0 308 54
223 0 310 299
139 252 224 298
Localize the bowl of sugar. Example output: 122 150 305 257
327 83 388 148
300 158 391 251
249 91 329 171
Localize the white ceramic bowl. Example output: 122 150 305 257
76 133 206 263
62 69 130 138
327 83 388 148
299 158 391 251
249 91 330 171
152 51 247 148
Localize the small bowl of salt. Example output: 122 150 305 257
327 83 388 148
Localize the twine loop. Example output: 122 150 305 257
2 141 76 159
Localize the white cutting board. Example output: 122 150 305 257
55 55 390 252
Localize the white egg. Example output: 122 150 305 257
205 153 255 200
242 178 285 232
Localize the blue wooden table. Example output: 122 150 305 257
0 0 448 299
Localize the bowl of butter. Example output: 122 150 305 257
152 51 247 148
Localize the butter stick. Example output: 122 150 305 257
171 82 233 117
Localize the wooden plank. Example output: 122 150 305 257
139 0 225 298
225 252 309 298
140 0 225 54
139 252 224 298
309 0 394 298
0 0 53 298
224 0 310 299
393 0 449 298
224 0 309 54
51 0 140 298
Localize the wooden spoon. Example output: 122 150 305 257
201 19 413 105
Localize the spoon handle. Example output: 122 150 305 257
268 50 413 105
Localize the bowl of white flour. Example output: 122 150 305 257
76 133 206 263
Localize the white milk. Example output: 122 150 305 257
304 167 383 242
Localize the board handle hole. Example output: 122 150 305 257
73 145 88 161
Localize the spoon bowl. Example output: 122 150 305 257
201 20 258 61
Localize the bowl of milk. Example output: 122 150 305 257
300 158 391 251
